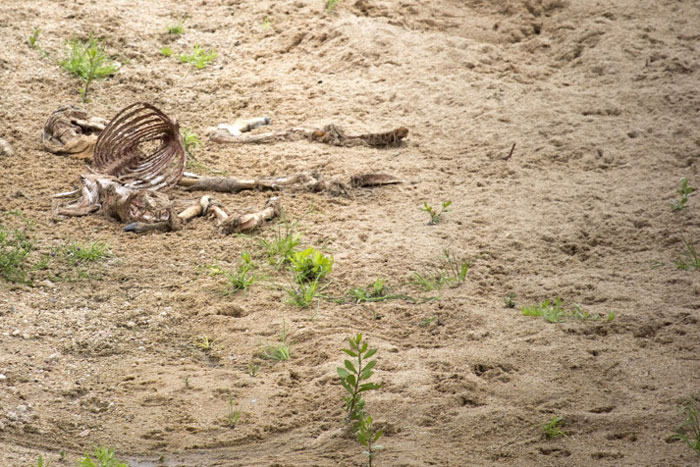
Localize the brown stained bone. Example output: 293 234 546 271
181 172 350 196
92 102 186 191
42 105 107 158
208 123 408 148
350 173 402 187
123 196 213 234
218 197 281 235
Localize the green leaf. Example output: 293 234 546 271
363 348 377 359
346 374 356 386
341 348 357 357
358 382 381 392
344 359 357 373
360 342 368 353
337 367 350 378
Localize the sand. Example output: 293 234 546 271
1 0 699 465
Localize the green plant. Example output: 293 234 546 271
62 241 111 262
167 23 184 35
0 220 35 284
288 246 333 284
181 129 201 156
671 178 695 211
522 298 611 323
542 416 566 439
260 322 291 361
35 455 49 467
248 363 260 377
195 335 215 351
675 238 700 271
418 316 437 327
160 46 173 57
675 394 700 455
60 35 118 102
410 249 468 291
184 375 190 388
337 333 381 428
504 292 516 308
178 44 217 69
287 279 325 307
327 0 341 13
421 200 451 225
260 221 301 267
208 253 256 294
347 278 417 305
28 28 40 48
228 393 242 428
78 446 127 467
357 413 384 467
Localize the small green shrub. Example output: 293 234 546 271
422 200 451 225
195 335 214 351
208 253 256 294
167 23 184 35
504 292 517 308
0 220 35 284
675 394 700 455
542 416 566 439
178 44 217 69
675 238 700 271
522 298 613 323
160 46 173 57
59 35 118 102
287 280 321 307
288 246 333 284
78 446 127 467
337 333 381 427
261 221 301 267
327 0 341 13
671 178 695 211
28 28 40 48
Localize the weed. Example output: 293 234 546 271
542 416 566 439
262 17 272 30
178 43 217 69
418 316 437 327
504 292 517 308
287 279 322 307
160 46 173 57
78 446 127 467
260 322 291 361
28 28 40 48
422 200 451 225
228 393 242 428
184 375 190 389
195 335 215 351
337 333 381 428
35 455 49 467
167 23 184 35
288 246 333 284
62 241 111 262
248 363 260 377
675 238 700 271
410 249 468 291
260 221 301 267
671 178 695 211
0 220 35 284
181 128 201 157
348 278 387 303
60 35 118 102
357 413 384 467
208 254 256 294
675 394 700 455
522 298 610 323
327 0 341 13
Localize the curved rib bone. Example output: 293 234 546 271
42 105 107 158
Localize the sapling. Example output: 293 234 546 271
60 35 118 102
421 200 451 225
337 333 381 427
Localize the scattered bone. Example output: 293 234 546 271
92 102 186 191
180 171 352 196
123 196 212 234
208 122 408 148
350 173 402 187
0 137 13 157
42 105 106 158
217 116 271 137
218 197 281 235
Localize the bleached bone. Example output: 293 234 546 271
216 116 271 137
208 123 408 148
218 197 281 235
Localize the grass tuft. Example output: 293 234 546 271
178 43 217 69
542 416 566 439
675 393 700 455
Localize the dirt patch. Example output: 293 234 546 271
1 0 700 465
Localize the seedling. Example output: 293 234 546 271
60 35 119 102
504 292 516 308
208 253 256 294
675 238 700 271
160 46 173 57
286 279 321 307
248 363 260 377
61 241 111 262
288 246 333 284
357 414 384 467
422 200 451 225
35 456 49 467
327 0 341 13
184 375 191 389
28 28 40 48
78 446 127 467
410 249 468 291
195 335 215 351
671 178 695 211
260 322 291 361
178 44 217 69
418 316 437 327
542 416 566 439
167 23 184 35
522 298 611 323
260 221 301 267
227 393 242 428
337 333 381 428
675 393 700 455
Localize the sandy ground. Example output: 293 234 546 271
1 0 700 465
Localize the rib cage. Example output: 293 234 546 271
92 102 185 191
